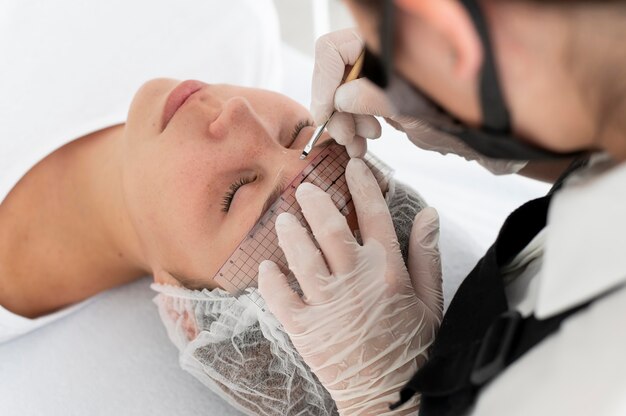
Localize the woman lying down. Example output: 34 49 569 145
0 79 441 415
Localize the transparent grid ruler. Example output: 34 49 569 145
214 143 393 310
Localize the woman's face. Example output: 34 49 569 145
122 79 329 289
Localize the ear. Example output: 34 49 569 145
395 0 483 79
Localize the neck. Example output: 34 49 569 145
0 125 148 318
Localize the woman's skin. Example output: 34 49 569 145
0 79 330 318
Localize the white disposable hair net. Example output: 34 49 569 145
152 155 426 416
152 283 336 415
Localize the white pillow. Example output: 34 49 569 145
0 0 281 205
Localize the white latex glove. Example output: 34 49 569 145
258 158 443 415
311 28 527 175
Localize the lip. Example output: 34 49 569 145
162 80 206 130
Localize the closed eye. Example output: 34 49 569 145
288 119 314 147
221 175 256 213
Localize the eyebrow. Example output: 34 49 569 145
248 116 314 223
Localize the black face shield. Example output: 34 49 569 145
359 0 585 161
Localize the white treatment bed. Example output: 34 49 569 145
0 7 549 416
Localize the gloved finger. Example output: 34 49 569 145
334 78 395 118
295 182 360 276
353 114 381 139
258 260 305 333
326 111 356 146
274 213 331 303
345 158 402 267
346 135 367 158
311 29 364 125
407 207 443 322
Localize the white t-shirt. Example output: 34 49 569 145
473 155 626 416
0 0 281 343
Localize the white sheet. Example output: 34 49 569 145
0 0 281 205
0 46 549 416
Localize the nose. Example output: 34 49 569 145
208 96 278 151
209 97 262 137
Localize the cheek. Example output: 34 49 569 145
122 120 216 226
147 160 215 233
126 78 178 143
122 144 216 262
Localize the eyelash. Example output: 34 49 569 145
290 120 313 146
221 176 256 213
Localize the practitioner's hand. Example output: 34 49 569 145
258 158 443 415
311 29 381 158
311 28 527 175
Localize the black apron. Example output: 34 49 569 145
391 158 619 415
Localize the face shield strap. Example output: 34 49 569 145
460 0 511 133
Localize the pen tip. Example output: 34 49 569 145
299 153 307 160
